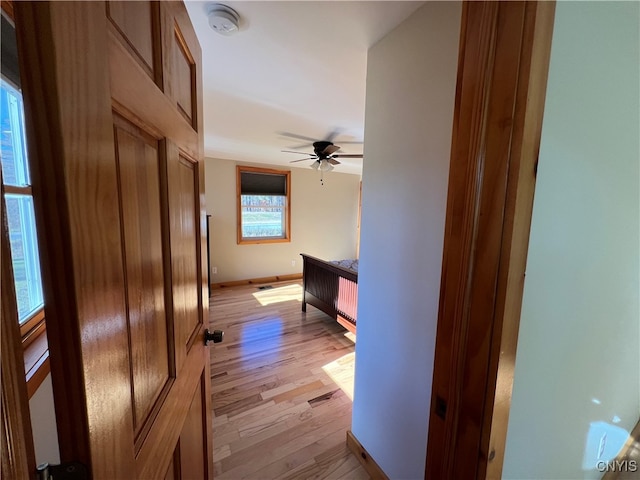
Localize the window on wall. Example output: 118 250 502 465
237 166 291 244
1 49 43 326
2 6 48 397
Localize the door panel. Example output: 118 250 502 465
106 1 161 85
136 344 208 479
179 375 208 480
108 22 199 161
113 114 171 440
172 26 196 127
14 2 211 478
168 152 201 363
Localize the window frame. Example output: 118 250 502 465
1 2 49 398
236 165 291 245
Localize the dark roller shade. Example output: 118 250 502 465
240 171 287 195
1 14 21 88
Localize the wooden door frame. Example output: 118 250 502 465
425 2 556 479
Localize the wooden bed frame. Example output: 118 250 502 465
300 254 358 334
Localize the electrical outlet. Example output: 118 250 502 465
212 267 218 274
291 260 296 267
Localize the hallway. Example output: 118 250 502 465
209 281 368 479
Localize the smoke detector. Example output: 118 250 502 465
208 4 240 36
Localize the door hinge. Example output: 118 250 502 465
37 462 89 480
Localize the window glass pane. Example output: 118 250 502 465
5 194 43 322
0 79 30 186
241 195 286 239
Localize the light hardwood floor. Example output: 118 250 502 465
209 281 368 479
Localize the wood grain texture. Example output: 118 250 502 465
3 184 31 195
163 2 201 134
19 308 45 342
108 23 199 162
483 3 556 478
15 1 212 478
15 3 134 476
425 2 555 479
24 328 49 398
174 2 213 474
106 1 158 82
1 186 36 480
113 114 171 439
173 24 195 126
134 341 207 479
1 0 14 20
167 150 201 371
210 281 368 479
178 375 208 480
164 455 177 480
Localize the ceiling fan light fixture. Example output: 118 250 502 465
208 4 240 36
319 160 333 172
310 160 320 170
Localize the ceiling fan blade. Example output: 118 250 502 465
286 142 314 150
289 157 315 163
282 149 311 155
328 159 341 165
332 154 363 158
278 131 319 143
322 144 340 155
334 140 363 145
325 128 343 142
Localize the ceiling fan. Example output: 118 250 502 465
279 131 363 172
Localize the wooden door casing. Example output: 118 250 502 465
425 2 555 479
14 2 211 479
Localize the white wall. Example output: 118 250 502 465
504 2 640 479
204 158 360 283
29 374 60 465
351 2 461 478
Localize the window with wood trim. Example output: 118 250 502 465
1 6 48 397
237 166 291 244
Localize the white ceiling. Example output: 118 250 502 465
185 1 425 175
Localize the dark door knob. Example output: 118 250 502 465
204 329 224 345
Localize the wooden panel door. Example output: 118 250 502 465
14 2 212 478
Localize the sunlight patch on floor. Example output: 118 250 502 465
322 352 355 400
240 317 283 357
252 284 303 306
